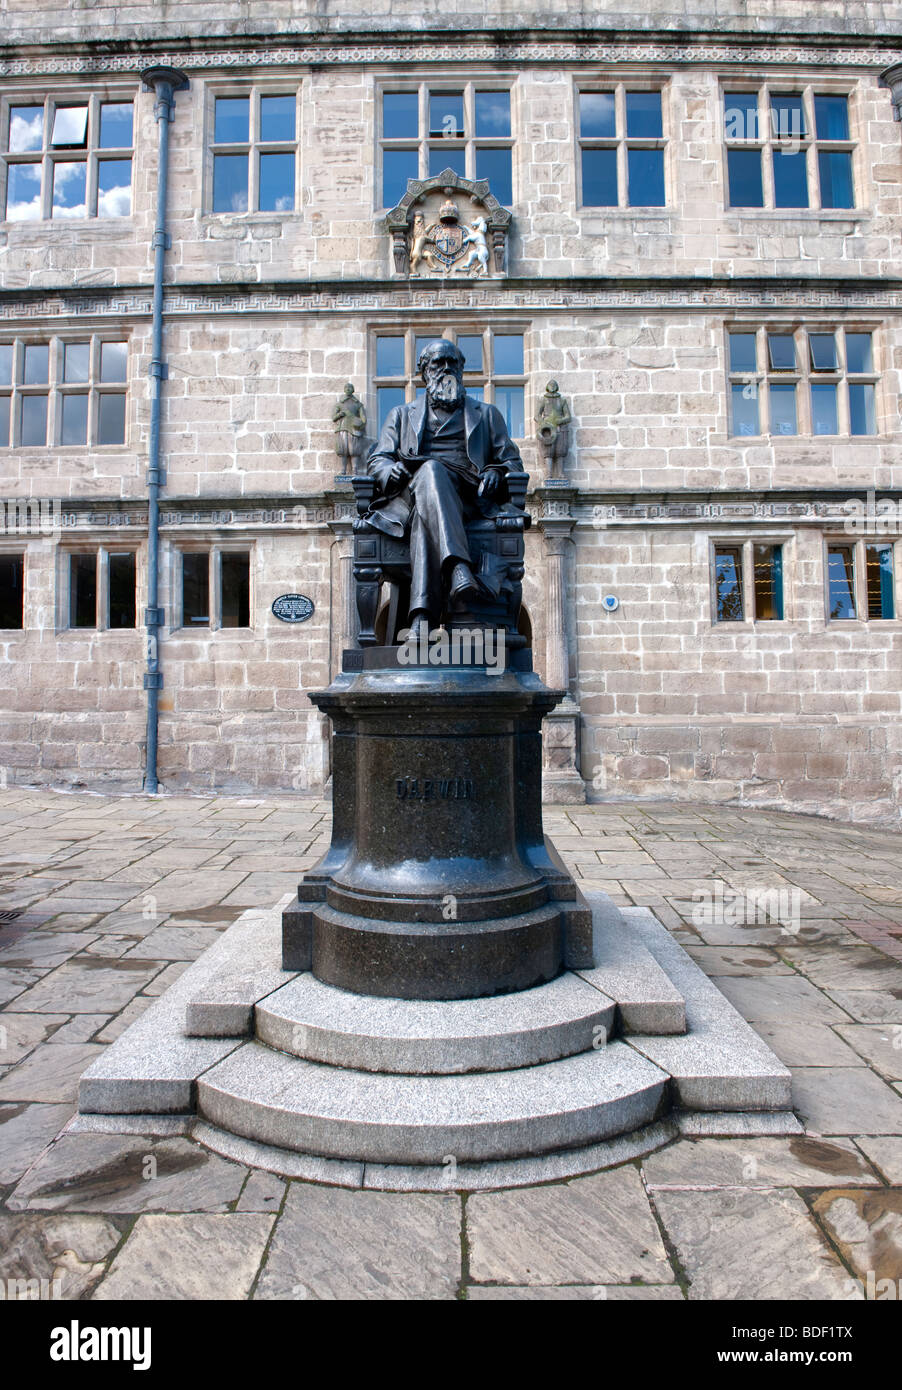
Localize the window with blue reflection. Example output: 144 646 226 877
64 343 90 382
475 92 510 138
52 161 87 219
582 147 618 205
626 92 662 138
20 395 47 447
383 92 418 139
767 335 796 370
260 96 295 143
6 163 41 220
97 159 131 217
494 386 524 438
714 548 744 622
214 97 249 145
809 333 837 371
98 393 126 445
827 546 856 619
475 147 512 204
579 92 616 138
429 92 464 139
259 152 294 212
382 148 418 207
846 333 873 374
377 386 406 431
772 150 808 208
731 382 759 435
769 383 797 435
818 150 853 208
212 154 248 212
723 93 759 141
811 383 838 434
815 96 849 141
0 398 9 447
493 335 524 375
61 394 88 445
428 146 465 179
0 345 12 382
23 345 49 383
8 106 43 153
849 382 876 435
99 103 133 148
377 338 405 377
627 148 665 206
729 333 758 373
727 149 763 206
770 94 805 143
100 342 128 383
457 336 483 371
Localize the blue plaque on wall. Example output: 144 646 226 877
272 593 314 623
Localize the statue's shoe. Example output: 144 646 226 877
448 562 480 602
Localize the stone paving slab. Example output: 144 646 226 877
7 1134 249 1214
651 1188 861 1300
253 1186 460 1300
467 1166 673 1286
92 1213 274 1301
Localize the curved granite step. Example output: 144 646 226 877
255 972 616 1074
196 1039 669 1164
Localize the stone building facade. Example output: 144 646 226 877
1 0 901 823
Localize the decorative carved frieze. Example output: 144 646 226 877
0 40 897 80
3 281 902 324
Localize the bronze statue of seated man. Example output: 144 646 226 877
364 338 526 635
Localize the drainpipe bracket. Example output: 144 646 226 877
149 361 168 380
143 672 164 690
144 607 165 628
146 466 166 486
152 231 172 251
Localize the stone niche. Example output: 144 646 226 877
385 170 511 278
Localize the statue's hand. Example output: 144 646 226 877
373 460 409 493
478 467 504 500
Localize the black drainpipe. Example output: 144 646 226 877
140 67 189 793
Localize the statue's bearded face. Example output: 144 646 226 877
423 356 464 412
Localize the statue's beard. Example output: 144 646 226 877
426 372 464 411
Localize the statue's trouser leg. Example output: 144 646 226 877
408 459 472 620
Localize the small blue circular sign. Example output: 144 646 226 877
272 593 314 624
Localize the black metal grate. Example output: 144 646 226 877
0 910 23 923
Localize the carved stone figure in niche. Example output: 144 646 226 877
535 380 572 478
363 338 525 635
333 383 368 473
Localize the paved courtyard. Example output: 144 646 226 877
1 789 901 1301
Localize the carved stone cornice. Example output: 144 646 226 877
0 37 898 80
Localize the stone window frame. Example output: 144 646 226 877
574 79 670 211
169 542 254 633
0 333 129 450
823 535 898 623
370 323 528 438
376 78 516 211
709 535 792 625
0 87 136 224
56 543 139 632
725 323 880 439
720 80 859 213
204 81 302 216
0 548 25 630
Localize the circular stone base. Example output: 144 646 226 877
191 1116 679 1192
